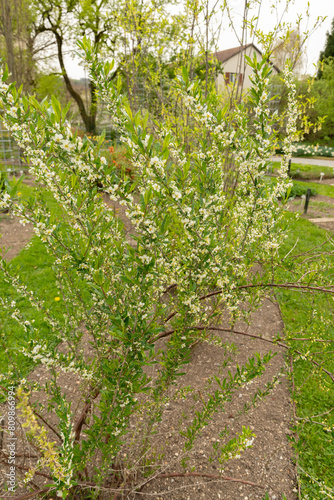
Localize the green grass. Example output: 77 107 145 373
0 182 64 380
271 161 334 180
293 180 334 198
277 213 334 498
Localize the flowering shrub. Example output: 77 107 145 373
0 46 309 499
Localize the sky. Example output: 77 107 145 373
64 0 334 79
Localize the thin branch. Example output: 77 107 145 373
74 387 100 442
197 283 334 303
33 409 62 441
288 338 334 342
150 326 334 382
239 282 334 294
153 471 263 488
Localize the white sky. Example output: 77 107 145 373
64 0 334 79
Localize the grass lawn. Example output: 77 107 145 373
271 161 334 181
0 182 63 381
277 207 334 498
293 179 334 198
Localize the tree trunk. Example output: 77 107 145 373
54 30 97 134
1 0 16 82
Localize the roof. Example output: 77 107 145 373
214 43 255 63
213 43 280 73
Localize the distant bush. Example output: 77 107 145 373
266 177 317 199
289 183 317 198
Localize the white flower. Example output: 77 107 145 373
60 139 75 152
139 255 152 264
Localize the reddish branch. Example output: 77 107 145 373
161 282 334 328
150 326 334 382
164 311 177 323
206 328 334 382
74 387 100 442
199 326 288 348
207 327 334 382
198 283 334 302
150 325 287 347
104 470 264 499
150 329 175 343
239 283 334 293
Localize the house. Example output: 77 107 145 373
214 43 280 91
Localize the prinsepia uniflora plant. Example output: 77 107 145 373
0 39 331 499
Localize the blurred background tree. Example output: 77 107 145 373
0 0 55 91
318 17 334 78
271 27 306 75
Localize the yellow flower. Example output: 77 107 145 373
17 192 21 197
55 297 61 302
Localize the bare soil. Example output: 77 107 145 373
0 188 302 500
140 301 296 500
0 213 33 260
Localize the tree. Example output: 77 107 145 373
0 0 16 83
34 71 69 106
32 0 118 133
271 28 306 75
32 0 186 134
318 17 334 67
312 58 334 138
0 0 54 91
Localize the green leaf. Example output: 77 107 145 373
51 95 61 121
182 66 189 84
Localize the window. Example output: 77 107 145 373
224 72 243 85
